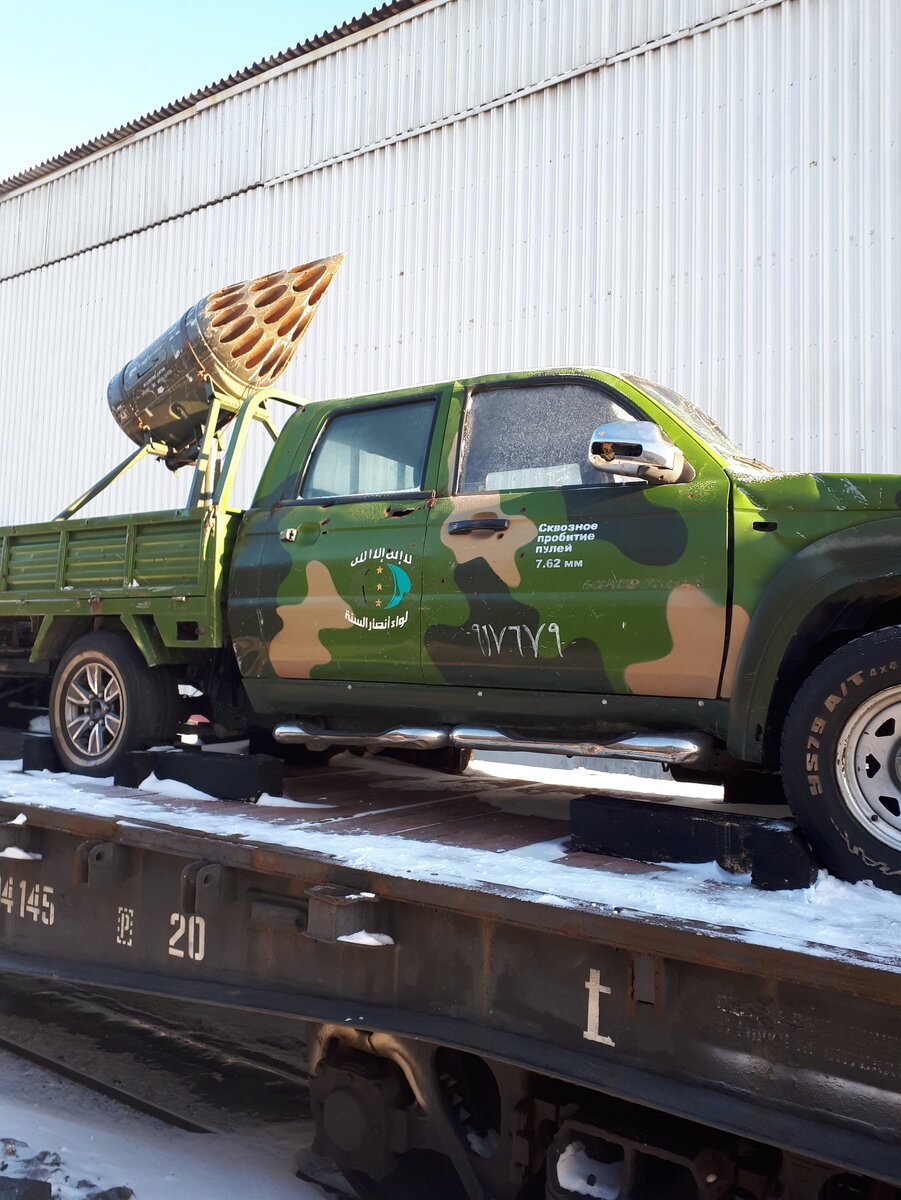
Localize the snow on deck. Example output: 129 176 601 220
0 755 899 969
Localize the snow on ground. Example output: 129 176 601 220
0 758 899 966
473 755 724 801
0 1049 324 1200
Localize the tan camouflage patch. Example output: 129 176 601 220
269 560 351 678
719 604 750 699
624 584 749 699
440 493 538 588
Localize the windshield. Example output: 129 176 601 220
622 374 770 467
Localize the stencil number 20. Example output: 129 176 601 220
168 913 206 961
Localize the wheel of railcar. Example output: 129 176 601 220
781 627 901 891
50 632 176 776
309 1045 469 1200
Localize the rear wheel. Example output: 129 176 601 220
781 628 901 891
50 632 177 776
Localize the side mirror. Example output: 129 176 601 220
588 421 693 484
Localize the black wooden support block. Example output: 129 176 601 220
151 749 284 802
570 795 820 891
748 822 821 891
113 751 156 789
0 1177 53 1200
20 732 62 773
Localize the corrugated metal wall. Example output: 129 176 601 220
0 0 896 523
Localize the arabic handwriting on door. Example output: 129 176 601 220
470 621 563 658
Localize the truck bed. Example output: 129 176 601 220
0 507 242 650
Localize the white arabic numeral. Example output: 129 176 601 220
0 876 12 914
188 915 206 960
168 912 206 961
168 913 186 958
40 886 55 926
19 882 40 921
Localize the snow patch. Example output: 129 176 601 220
255 794 334 809
138 773 217 803
466 1127 500 1158
0 1048 327 1199
335 930 394 946
556 1141 624 1198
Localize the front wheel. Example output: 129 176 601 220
50 632 177 776
781 627 901 891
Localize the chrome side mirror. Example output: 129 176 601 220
588 421 693 484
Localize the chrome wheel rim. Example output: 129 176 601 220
63 662 124 759
836 685 901 852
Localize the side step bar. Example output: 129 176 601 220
273 722 712 766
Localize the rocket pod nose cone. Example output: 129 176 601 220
107 253 343 454
199 253 344 388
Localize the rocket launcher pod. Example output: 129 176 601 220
107 254 343 459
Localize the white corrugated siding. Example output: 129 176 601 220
0 0 896 523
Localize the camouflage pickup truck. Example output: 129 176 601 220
0 262 899 892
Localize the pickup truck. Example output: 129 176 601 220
0 272 899 893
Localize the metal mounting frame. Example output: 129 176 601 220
55 386 304 521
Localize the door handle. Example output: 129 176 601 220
447 518 510 534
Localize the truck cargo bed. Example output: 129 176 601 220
0 507 242 649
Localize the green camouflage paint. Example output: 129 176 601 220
224 369 901 731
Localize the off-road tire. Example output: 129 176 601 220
50 632 177 776
781 627 901 891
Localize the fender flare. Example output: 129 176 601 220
31 613 187 669
726 516 901 763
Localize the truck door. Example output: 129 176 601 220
421 375 732 698
235 390 447 685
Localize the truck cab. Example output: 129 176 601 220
231 369 742 724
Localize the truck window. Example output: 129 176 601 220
459 382 637 493
300 398 438 499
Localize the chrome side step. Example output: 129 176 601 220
273 722 711 766
274 723 449 751
448 726 711 766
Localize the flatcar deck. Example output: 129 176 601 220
0 747 898 1190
